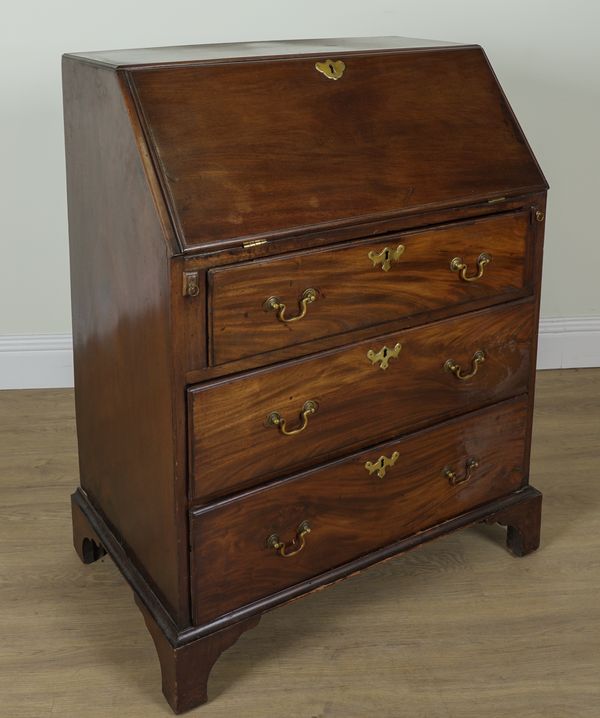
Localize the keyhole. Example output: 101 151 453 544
379 458 385 469
328 62 335 73
382 348 388 358
384 250 390 262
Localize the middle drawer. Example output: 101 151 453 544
188 300 535 501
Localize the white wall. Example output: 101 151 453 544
1 0 599 386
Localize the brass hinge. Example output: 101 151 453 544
182 271 200 297
243 238 267 249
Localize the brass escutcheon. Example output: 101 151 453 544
367 343 402 370
444 458 479 486
365 451 400 479
315 59 345 80
444 350 486 381
368 244 405 272
450 252 492 282
267 521 311 557
267 400 318 436
264 288 317 323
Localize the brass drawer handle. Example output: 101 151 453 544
267 521 311 557
450 252 492 282
264 288 317 323
367 343 402 370
365 451 400 479
267 400 318 436
444 458 479 486
444 349 486 380
368 244 405 272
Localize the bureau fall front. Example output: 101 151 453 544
62 36 547 713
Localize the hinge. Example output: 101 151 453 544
242 238 267 249
182 271 200 297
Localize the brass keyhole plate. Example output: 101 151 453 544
315 59 345 80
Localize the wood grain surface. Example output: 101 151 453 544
189 300 535 500
190 397 528 623
136 595 260 714
0 369 598 717
129 47 546 250
62 58 187 622
209 210 532 365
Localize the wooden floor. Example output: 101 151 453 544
1 369 599 717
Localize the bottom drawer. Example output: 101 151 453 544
190 397 529 624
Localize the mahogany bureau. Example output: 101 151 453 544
62 36 548 713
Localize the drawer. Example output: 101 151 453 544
208 210 532 365
189 300 535 501
190 397 529 624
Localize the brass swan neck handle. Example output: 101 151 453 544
267 521 312 557
267 400 318 436
444 458 480 486
264 288 317 323
450 252 492 282
444 350 486 381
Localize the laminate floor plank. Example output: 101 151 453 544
0 369 598 717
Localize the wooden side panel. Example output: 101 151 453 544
130 46 546 250
209 210 532 365
191 397 529 624
189 300 535 501
62 58 186 623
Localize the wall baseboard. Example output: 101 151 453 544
0 334 73 389
1 317 599 389
537 316 600 370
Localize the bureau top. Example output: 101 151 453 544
63 38 547 254
65 36 458 68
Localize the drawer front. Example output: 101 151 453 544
209 210 532 365
191 397 529 624
189 300 534 501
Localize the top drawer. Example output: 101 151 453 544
208 210 532 365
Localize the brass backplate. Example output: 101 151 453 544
365 451 400 479
368 244 405 272
367 343 402 370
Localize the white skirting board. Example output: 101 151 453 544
0 334 74 390
1 318 599 389
536 316 600 371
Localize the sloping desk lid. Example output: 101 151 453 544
124 41 546 252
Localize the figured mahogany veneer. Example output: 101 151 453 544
63 36 547 714
209 209 532 365
190 300 535 500
128 46 545 250
191 397 529 623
